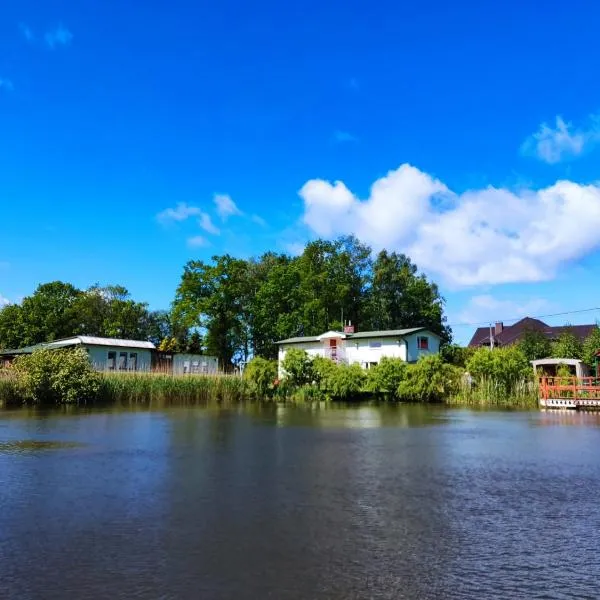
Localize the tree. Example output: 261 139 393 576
518 329 552 361
466 346 531 389
243 357 278 398
365 357 407 399
440 344 474 368
397 355 461 402
582 326 600 367
551 330 583 360
281 348 314 386
365 250 451 342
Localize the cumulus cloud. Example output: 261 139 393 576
214 194 242 220
187 235 209 248
45 24 73 49
157 202 201 224
199 213 220 235
332 130 358 144
522 115 600 164
299 163 600 287
0 79 14 92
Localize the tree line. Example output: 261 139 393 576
0 236 451 366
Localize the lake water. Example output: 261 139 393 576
1 404 600 599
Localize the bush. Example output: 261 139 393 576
466 346 531 390
281 348 314 386
398 355 461 402
551 331 583 360
325 363 366 400
440 344 475 368
243 357 278 399
13 348 101 404
365 357 407 400
582 326 600 367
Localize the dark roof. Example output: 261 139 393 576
277 327 435 345
468 317 597 348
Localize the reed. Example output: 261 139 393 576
447 377 539 408
99 371 251 406
0 369 20 406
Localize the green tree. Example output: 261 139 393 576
365 357 407 399
518 329 552 361
551 330 583 360
440 344 474 367
582 326 600 366
366 250 451 342
466 346 531 389
0 304 26 349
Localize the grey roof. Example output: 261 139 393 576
531 358 584 366
0 343 46 355
46 336 155 350
276 327 435 344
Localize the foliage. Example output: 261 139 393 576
324 363 367 399
100 372 249 405
551 330 583 360
0 370 20 405
440 344 474 368
281 349 314 386
12 348 101 404
365 357 407 399
243 357 278 398
518 329 552 361
582 326 600 367
171 236 452 366
0 282 166 350
466 346 531 390
398 355 461 402
311 356 338 387
449 378 538 408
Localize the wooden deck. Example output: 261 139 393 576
539 376 600 409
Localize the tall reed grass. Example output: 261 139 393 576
0 370 19 406
99 372 251 406
448 377 539 408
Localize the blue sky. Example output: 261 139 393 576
1 0 600 344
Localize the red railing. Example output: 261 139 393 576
539 376 600 401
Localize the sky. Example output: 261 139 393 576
1 0 600 344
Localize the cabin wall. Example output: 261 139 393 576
86 345 152 372
172 354 218 375
345 337 407 366
404 333 440 363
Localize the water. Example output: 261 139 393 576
1 404 600 599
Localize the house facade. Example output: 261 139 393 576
276 327 441 376
468 317 596 348
0 336 219 375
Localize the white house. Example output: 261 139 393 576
276 328 441 376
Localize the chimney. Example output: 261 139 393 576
495 322 504 336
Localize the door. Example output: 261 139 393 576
329 338 337 359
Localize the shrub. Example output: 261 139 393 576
398 355 461 402
13 347 101 404
325 363 366 400
440 344 475 368
281 348 314 386
582 326 600 367
466 346 531 390
365 357 407 400
243 357 278 398
551 331 583 360
518 329 552 361
311 356 338 388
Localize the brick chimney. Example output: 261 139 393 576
495 322 504 336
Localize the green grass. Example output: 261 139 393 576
0 370 20 406
447 377 539 409
99 372 251 406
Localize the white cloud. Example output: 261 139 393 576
333 130 358 144
45 24 73 49
0 294 10 307
199 213 220 235
522 115 600 164
187 235 209 248
157 202 201 224
19 23 34 43
457 295 551 326
0 79 14 92
251 214 267 227
214 194 242 220
299 163 600 287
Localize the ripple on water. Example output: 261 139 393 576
0 440 84 454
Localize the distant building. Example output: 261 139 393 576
276 327 441 377
0 336 218 375
468 317 596 348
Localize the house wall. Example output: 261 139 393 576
345 337 407 365
86 345 153 372
173 354 218 375
404 332 440 363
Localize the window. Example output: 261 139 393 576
369 341 382 348
107 351 116 371
118 352 128 371
417 336 429 350
129 353 138 371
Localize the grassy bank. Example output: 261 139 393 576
447 378 539 409
100 372 250 405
